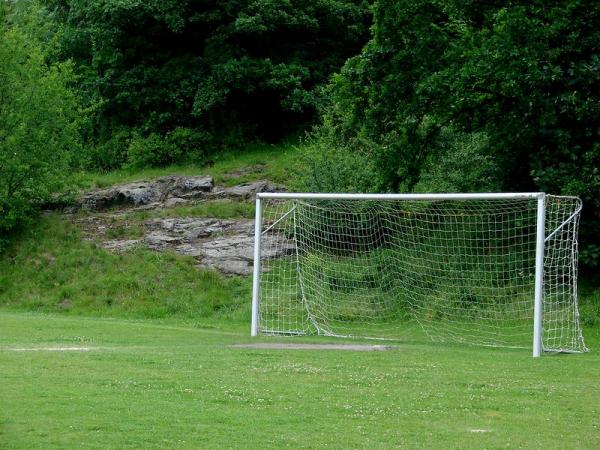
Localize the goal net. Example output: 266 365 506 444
252 193 586 355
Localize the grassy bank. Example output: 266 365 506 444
0 132 598 337
1 140 305 322
72 140 306 191
0 214 251 323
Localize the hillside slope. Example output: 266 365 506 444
0 142 301 322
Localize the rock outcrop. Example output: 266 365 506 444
73 174 290 275
79 176 282 211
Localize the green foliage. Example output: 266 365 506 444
308 0 600 268
73 139 305 192
43 0 372 159
85 129 132 171
301 138 386 193
125 127 211 169
0 3 82 248
414 129 500 193
126 133 180 169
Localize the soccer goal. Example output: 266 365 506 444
251 192 586 357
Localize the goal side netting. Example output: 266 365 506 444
252 193 586 354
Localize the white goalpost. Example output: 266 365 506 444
251 192 587 357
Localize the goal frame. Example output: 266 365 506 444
252 192 547 357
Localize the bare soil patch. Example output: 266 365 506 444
6 346 95 352
230 343 396 351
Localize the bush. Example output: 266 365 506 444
414 129 500 193
0 3 82 250
301 138 386 193
165 128 211 164
126 128 211 169
86 130 132 171
126 133 175 169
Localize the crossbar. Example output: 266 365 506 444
257 192 544 201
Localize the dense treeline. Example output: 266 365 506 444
305 0 600 269
44 0 372 169
1 0 599 270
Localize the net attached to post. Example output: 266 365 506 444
256 195 586 352
543 196 586 352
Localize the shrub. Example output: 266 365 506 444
165 128 211 165
126 133 175 169
126 128 211 169
0 4 82 250
86 130 132 171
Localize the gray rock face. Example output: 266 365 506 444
80 176 214 211
74 173 290 275
159 175 214 199
194 235 255 275
143 218 293 275
79 175 283 211
213 181 283 199
192 233 294 275
80 182 160 210
80 215 294 275
162 197 188 208
145 232 183 249
148 218 253 238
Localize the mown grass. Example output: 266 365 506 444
1 312 599 449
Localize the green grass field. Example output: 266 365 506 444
1 312 599 449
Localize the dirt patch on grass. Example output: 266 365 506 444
230 343 396 351
6 346 96 352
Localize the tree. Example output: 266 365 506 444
307 0 600 269
43 0 371 161
0 3 82 247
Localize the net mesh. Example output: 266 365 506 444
257 195 586 352
543 196 586 352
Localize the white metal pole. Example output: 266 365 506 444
533 194 546 357
257 192 543 201
251 196 263 337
